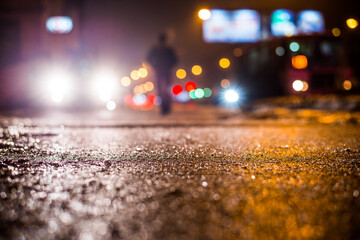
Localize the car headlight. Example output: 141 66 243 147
43 69 72 103
224 89 240 103
219 86 244 108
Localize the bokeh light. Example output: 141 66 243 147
154 96 162 105
176 69 186 79
133 94 146 106
292 80 304 92
142 97 154 110
134 85 143 95
221 79 230 88
138 68 148 78
185 81 197 92
121 76 131 87
343 80 352 90
292 55 308 69
203 88 212 97
144 82 154 91
45 70 71 103
332 28 341 37
124 94 133 105
275 46 285 56
174 91 190 103
191 65 202 75
289 42 300 52
130 70 140 80
302 81 309 91
106 100 116 111
189 90 197 99
346 18 358 29
194 88 205 98
172 85 183 95
233 48 243 57
198 9 211 21
224 89 239 103
147 94 156 104
219 58 230 68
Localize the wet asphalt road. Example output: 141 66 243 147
0 107 360 240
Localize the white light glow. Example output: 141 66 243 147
93 69 118 102
51 92 64 103
99 91 112 102
106 100 116 111
46 16 73 34
199 9 211 21
133 94 146 106
292 80 304 92
224 89 239 103
44 69 71 103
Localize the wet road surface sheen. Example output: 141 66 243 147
0 124 360 240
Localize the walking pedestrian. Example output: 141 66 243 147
146 33 177 115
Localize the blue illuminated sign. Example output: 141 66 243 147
46 16 73 34
203 9 261 43
297 10 325 34
271 9 296 37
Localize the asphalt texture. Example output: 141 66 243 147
0 104 360 240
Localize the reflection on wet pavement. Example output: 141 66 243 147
1 122 360 239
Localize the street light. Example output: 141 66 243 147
176 69 186 79
346 18 358 29
219 58 230 69
191 65 202 75
332 28 341 37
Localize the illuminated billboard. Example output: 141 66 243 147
203 9 261 43
46 16 73 34
297 10 325 34
270 9 296 37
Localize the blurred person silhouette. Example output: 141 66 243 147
147 33 177 115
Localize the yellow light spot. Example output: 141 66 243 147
233 48 243 57
130 70 140 80
138 68 148 78
121 76 131 87
134 85 143 95
176 69 186 79
220 79 230 88
191 65 202 75
219 58 230 69
291 55 308 69
343 80 352 90
144 81 154 91
198 9 211 21
332 27 341 37
347 18 358 29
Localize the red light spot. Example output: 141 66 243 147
124 94 133 105
172 85 183 95
147 94 156 104
185 82 197 92
142 99 154 110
